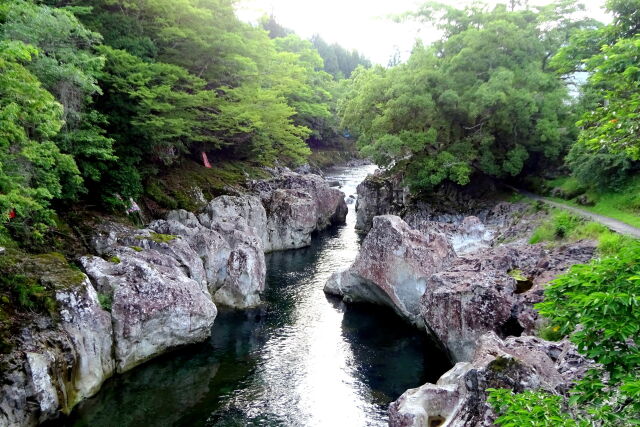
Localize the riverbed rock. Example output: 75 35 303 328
389 333 593 427
91 216 266 309
0 253 114 426
420 241 596 362
325 215 456 326
251 170 348 240
355 171 407 232
355 172 502 233
80 247 217 373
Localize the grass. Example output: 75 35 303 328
545 175 640 229
529 209 635 256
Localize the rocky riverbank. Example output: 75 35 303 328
325 171 597 426
0 168 346 426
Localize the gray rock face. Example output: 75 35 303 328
264 189 317 251
91 214 266 310
80 248 217 373
421 241 596 362
355 172 407 232
355 172 502 233
0 265 114 427
325 215 456 326
389 333 593 427
252 170 348 250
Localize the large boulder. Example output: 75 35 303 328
251 170 348 248
355 172 407 232
420 241 596 362
156 209 266 309
91 215 266 309
325 215 456 326
389 333 593 427
80 247 217 373
0 253 114 426
264 189 318 251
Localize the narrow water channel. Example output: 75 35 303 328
59 165 450 427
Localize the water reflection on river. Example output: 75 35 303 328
60 164 450 427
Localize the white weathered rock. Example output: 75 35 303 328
0 257 114 427
389 333 593 427
80 248 217 373
324 215 456 326
264 189 318 251
251 170 348 249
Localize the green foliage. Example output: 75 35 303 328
97 292 112 311
552 1 640 189
566 142 636 191
0 39 82 240
528 209 635 256
339 2 588 191
490 240 640 426
529 211 582 243
548 177 586 200
546 175 640 229
488 389 582 426
310 34 371 79
0 0 116 186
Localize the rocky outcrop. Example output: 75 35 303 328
389 333 593 427
0 254 114 427
325 215 456 326
251 170 348 250
80 248 217 373
355 172 503 233
91 213 266 310
421 240 595 362
355 171 407 232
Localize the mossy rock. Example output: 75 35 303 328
0 249 85 354
136 232 176 244
144 159 271 212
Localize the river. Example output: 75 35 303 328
58 164 450 427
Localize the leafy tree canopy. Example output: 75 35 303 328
339 1 592 192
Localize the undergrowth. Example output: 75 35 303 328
529 210 633 255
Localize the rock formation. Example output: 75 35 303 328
0 254 115 426
325 215 456 326
80 249 217 373
389 333 593 427
421 241 595 362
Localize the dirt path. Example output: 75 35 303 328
513 188 640 239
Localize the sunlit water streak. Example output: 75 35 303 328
56 164 450 427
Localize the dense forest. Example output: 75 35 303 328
0 0 369 246
1 0 639 425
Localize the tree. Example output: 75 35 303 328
340 1 590 192
0 0 115 186
0 40 81 240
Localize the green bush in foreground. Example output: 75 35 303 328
490 242 640 425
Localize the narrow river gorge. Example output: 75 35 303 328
55 164 451 427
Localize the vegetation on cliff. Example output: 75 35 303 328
0 0 369 247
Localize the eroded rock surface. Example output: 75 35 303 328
80 248 217 373
389 333 593 427
252 170 348 250
0 254 114 427
325 215 456 326
421 240 595 362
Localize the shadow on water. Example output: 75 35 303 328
53 165 451 427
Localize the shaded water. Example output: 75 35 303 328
59 165 450 427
